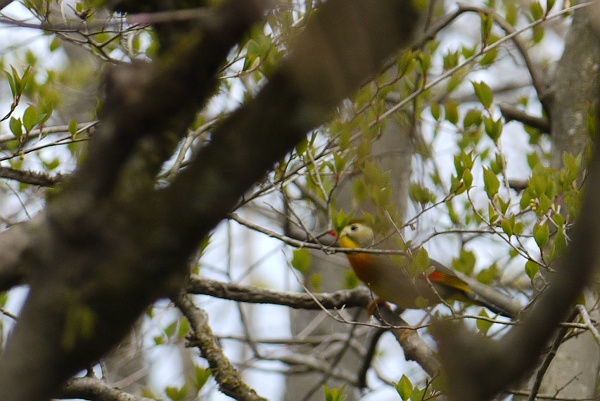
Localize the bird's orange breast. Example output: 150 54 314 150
340 236 375 284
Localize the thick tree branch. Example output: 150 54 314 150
0 2 267 401
0 216 43 291
188 276 372 310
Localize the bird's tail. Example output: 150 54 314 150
467 292 516 319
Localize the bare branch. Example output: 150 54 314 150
187 276 372 309
0 166 65 187
499 103 551 134
175 293 267 401
61 377 157 401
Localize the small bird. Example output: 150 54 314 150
338 220 513 317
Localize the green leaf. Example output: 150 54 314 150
447 200 460 225
49 37 62 52
410 183 434 205
488 204 499 224
165 385 188 401
37 100 54 125
445 100 459 125
311 272 322 292
396 375 413 401
454 249 476 275
472 81 494 109
525 260 539 280
9 117 22 138
194 366 212 391
483 167 500 198
373 185 392 208
295 136 308 155
553 213 565 227
164 320 178 338
477 263 499 285
462 168 473 188
363 161 389 188
68 119 78 136
484 117 503 142
531 173 547 197
5 69 16 98
417 52 432 74
450 175 466 195
550 228 568 259
333 153 347 175
398 50 416 77
42 158 60 171
333 210 352 233
539 193 553 213
480 12 494 42
177 317 190 339
462 45 476 59
530 1 544 20
291 248 312 274
506 3 518 25
520 188 533 210
463 109 483 128
491 152 504 175
480 47 499 66
324 385 347 401
476 309 492 333
443 50 459 70
353 178 368 203
533 223 550 249
514 222 525 235
430 103 441 121
345 270 359 289
501 217 513 237
414 248 430 276
23 105 37 132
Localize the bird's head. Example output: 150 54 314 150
339 220 374 248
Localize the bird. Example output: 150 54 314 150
338 220 514 317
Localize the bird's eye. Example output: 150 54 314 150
350 225 358 231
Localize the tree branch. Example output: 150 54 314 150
0 166 65 187
188 276 372 310
0 216 42 291
61 377 157 401
0 2 268 401
499 103 551 134
175 293 266 401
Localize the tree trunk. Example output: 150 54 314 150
285 119 415 401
